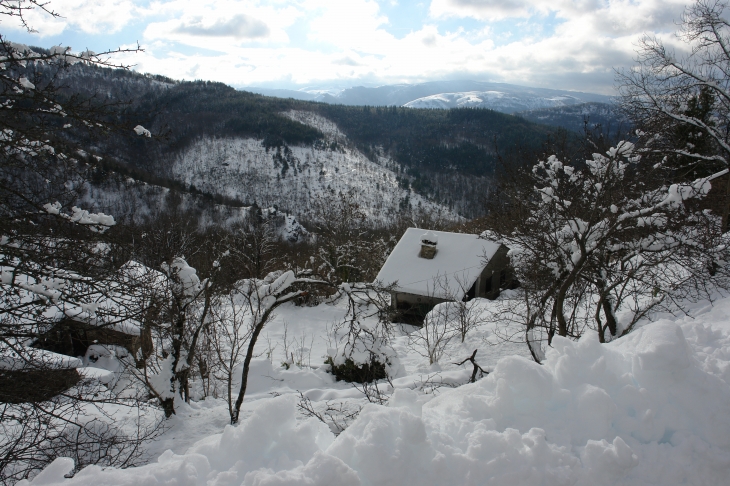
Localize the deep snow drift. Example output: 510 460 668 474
20 294 730 486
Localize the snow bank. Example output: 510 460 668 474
22 316 730 485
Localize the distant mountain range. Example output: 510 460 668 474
517 102 629 133
242 80 612 115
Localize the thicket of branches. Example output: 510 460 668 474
617 0 730 228
483 0 730 362
0 2 175 483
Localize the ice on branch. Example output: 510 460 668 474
133 125 151 137
161 257 203 299
18 77 34 90
42 202 116 232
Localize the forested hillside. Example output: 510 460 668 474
48 63 559 218
516 102 628 133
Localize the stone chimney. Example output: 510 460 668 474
419 231 438 259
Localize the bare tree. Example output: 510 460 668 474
208 289 252 420
132 256 223 418
617 0 730 228
486 140 729 361
309 192 394 284
451 275 489 343
227 207 280 279
0 3 169 479
229 270 329 424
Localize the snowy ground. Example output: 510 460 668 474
21 293 730 486
143 297 528 460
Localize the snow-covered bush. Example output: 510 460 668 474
325 356 388 383
324 283 399 383
488 139 730 360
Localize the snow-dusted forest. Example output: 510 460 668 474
3 1 730 485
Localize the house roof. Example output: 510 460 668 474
0 260 166 337
0 347 83 371
375 228 502 300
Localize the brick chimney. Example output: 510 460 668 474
419 231 438 259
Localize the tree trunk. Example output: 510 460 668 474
163 312 186 418
160 397 175 418
231 291 304 424
601 296 618 337
722 174 730 233
231 310 270 424
555 256 586 337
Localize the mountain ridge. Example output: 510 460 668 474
242 80 612 114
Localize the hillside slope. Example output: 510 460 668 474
41 65 567 219
168 111 459 224
516 102 628 133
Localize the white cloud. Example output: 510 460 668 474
7 0 699 94
305 0 392 53
3 0 139 36
142 1 299 48
172 14 270 39
430 0 554 21
429 0 686 34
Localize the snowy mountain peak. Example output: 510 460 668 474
242 80 611 115
403 91 586 113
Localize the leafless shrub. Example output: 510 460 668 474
409 373 460 395
453 349 489 383
353 376 393 405
296 392 361 436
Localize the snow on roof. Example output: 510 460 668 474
375 228 502 300
0 260 166 337
0 347 82 371
421 231 438 245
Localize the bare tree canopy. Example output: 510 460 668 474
617 0 730 227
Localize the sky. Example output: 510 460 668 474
3 0 692 95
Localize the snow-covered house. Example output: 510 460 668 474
27 261 163 363
0 260 164 402
375 228 512 322
0 347 84 403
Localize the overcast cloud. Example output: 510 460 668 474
2 0 693 94
172 14 270 39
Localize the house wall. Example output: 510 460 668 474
0 368 81 404
34 318 151 359
391 291 450 308
476 245 511 299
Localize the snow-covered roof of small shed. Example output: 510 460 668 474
0 347 82 371
0 260 166 337
375 228 502 300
